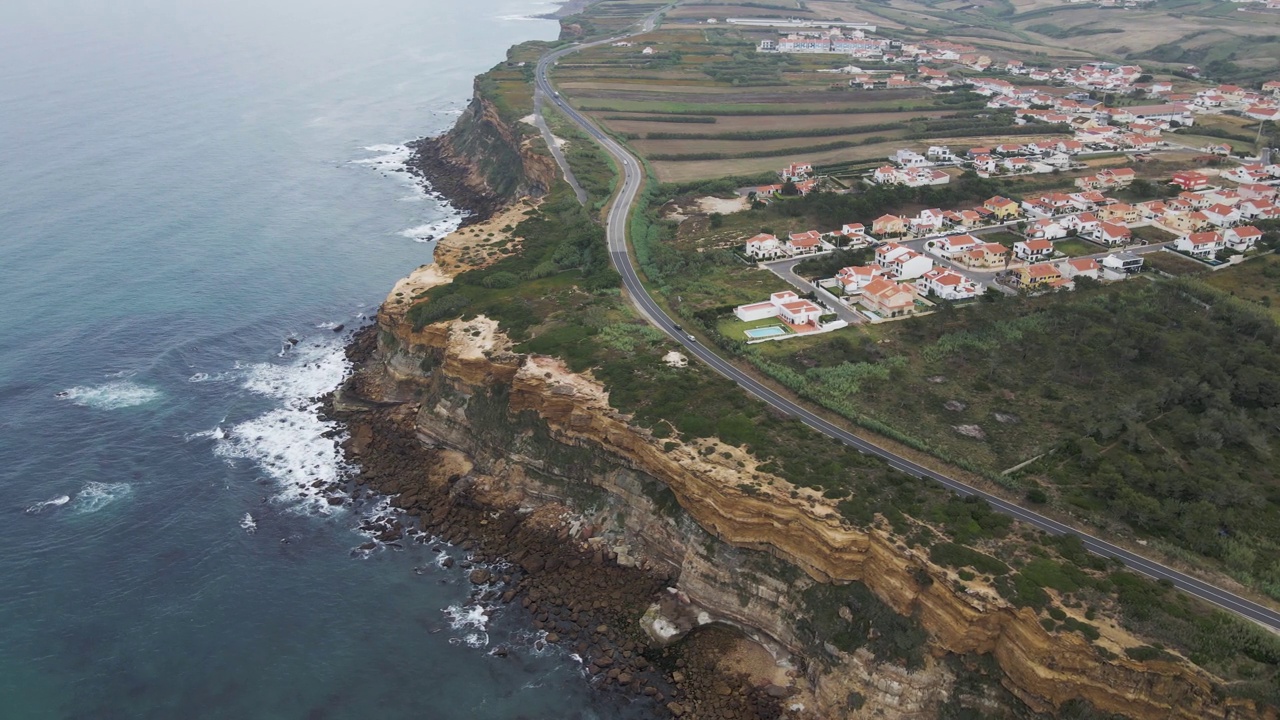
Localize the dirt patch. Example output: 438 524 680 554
432 198 539 274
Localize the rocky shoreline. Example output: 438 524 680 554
405 135 505 225
326 326 788 720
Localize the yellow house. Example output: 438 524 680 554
983 196 1020 220
1016 262 1063 288
1098 203 1140 224
872 214 907 237
1163 211 1210 234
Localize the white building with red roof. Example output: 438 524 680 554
920 268 981 300
1175 231 1225 258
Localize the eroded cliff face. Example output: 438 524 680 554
408 83 557 221
352 301 1275 720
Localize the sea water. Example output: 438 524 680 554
0 1 650 717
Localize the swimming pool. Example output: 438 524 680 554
744 325 787 339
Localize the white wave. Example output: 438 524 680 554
497 14 543 21
71 482 133 514
185 426 226 442
188 371 236 383
240 512 257 534
214 339 353 515
56 381 161 410
24 495 71 515
444 603 491 633
398 217 462 243
351 143 466 242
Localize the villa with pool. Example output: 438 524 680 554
731 291 847 341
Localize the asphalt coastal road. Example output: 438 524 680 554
532 16 1280 631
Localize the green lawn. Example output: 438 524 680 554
1204 254 1280 322
1053 238 1099 257
1131 225 1178 244
718 315 793 341
984 230 1024 248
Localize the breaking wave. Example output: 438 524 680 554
56 382 161 410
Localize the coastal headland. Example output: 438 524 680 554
329 1 1280 718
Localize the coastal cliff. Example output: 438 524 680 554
330 274 1276 720
408 79 558 221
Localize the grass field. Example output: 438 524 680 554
1053 238 1099 257
1204 253 1280 322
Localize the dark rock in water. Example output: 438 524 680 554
358 542 376 551
469 568 491 585
286 338 299 345
441 557 455 569
332 324 344 333
326 496 343 506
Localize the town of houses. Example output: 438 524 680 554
734 154 1276 331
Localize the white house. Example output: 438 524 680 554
1202 203 1241 228
1224 225 1262 251
1175 231 1225 258
926 146 957 162
911 208 948 234
1013 239 1055 262
835 264 884 292
1060 257 1101 280
786 230 825 255
931 233 983 258
733 290 823 326
1027 219 1067 240
1094 221 1132 247
1102 251 1144 276
892 149 933 168
1060 213 1099 236
875 243 933 279
920 268 981 300
744 233 782 259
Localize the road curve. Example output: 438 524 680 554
531 16 1280 631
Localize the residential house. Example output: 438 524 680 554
1003 156 1033 174
1061 212 1100 236
1060 257 1101 280
911 208 949 234
835 264 884 292
1102 251 1144 275
1240 199 1279 220
1016 262 1065 288
786 230 825 255
859 277 918 318
840 223 870 244
1171 170 1210 192
958 242 1010 269
920 268 981 300
1163 210 1211 234
931 233 983 258
1098 203 1140 224
744 233 783 259
1094 221 1132 246
983 196 1021 220
1028 219 1067 240
1175 231 1225 258
1013 239 1055 262
876 243 934 279
872 214 908 237
733 290 823 326
1202 203 1241 228
1225 225 1262 252
892 149 933 168
780 162 813 180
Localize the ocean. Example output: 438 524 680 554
0 1 649 717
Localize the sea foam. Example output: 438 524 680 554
352 144 465 241
444 603 491 648
57 381 161 410
214 339 353 515
71 482 133 514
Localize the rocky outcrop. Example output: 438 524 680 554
342 300 1276 720
408 81 557 222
